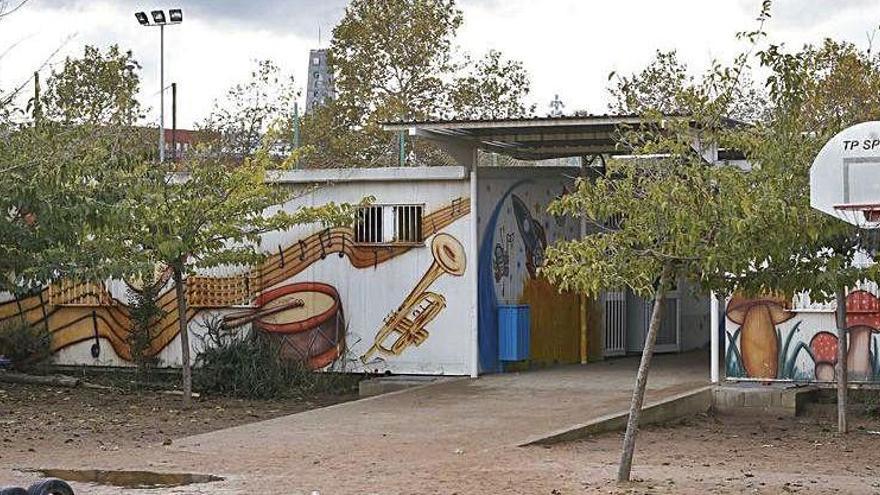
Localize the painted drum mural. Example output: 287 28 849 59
225 282 346 370
725 290 880 382
0 193 472 374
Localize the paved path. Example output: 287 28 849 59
7 352 709 494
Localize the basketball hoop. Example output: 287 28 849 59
833 203 880 258
833 202 880 226
812 122 880 263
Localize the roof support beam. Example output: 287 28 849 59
411 128 478 167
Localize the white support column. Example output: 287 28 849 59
469 159 480 378
710 291 720 383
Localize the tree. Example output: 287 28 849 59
0 45 149 295
724 37 880 433
42 45 142 125
331 0 462 122
448 50 534 120
125 69 359 404
122 141 354 406
545 2 880 481
608 50 767 124
305 0 534 167
543 117 751 481
200 59 299 157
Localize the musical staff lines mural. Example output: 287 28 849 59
0 196 471 368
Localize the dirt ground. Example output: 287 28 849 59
2 378 880 494
0 381 355 462
558 412 880 495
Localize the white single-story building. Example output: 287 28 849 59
1 116 715 376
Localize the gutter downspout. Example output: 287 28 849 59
579 159 589 364
470 158 480 378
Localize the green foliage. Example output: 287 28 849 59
0 318 51 370
544 152 748 298
545 1 880 308
448 50 535 120
608 50 767 124
306 0 533 167
331 0 463 121
42 45 142 125
200 59 299 157
194 315 358 399
0 45 152 293
122 146 356 273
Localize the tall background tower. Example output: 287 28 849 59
306 49 334 113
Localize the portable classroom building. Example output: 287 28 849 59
0 116 714 376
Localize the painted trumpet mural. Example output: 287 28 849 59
361 233 466 363
725 290 880 382
0 195 471 372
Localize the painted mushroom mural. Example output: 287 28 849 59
726 295 795 379
809 331 838 382
845 290 880 381
727 290 880 382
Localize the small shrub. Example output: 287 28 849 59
126 279 166 372
194 314 358 400
0 319 51 370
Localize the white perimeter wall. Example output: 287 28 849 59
53 167 475 375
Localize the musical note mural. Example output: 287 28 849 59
0 196 472 370
2 166 589 376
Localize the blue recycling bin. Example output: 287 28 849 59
498 304 530 361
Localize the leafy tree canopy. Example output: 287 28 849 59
200 59 299 157
0 44 150 294
303 0 535 167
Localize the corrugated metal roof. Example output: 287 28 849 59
383 114 742 161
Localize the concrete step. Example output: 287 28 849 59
712 383 818 417
520 386 714 446
358 375 447 398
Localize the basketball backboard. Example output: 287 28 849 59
811 121 880 228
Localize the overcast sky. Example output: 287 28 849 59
2 0 879 127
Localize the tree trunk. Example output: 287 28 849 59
617 263 672 482
172 264 193 408
835 288 848 434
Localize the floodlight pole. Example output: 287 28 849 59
159 23 165 162
137 10 182 162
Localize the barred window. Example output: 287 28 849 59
354 205 383 244
354 204 424 245
393 205 423 243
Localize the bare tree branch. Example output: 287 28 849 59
0 34 75 107
0 0 31 19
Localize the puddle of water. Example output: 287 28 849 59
31 469 224 489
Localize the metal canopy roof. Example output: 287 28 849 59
383 115 675 161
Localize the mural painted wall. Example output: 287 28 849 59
477 167 584 373
725 291 880 383
0 169 476 376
